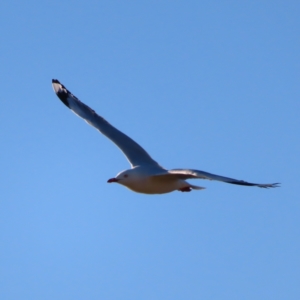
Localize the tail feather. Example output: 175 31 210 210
189 184 205 190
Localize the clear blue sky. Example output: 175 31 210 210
1 1 299 299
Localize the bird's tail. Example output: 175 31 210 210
189 184 205 190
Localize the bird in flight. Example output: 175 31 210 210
52 79 279 194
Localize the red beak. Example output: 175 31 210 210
107 178 119 183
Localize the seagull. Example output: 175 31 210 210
52 79 279 194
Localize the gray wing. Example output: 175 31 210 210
52 79 160 168
166 169 279 188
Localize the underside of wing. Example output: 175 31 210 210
52 79 160 168
166 169 280 188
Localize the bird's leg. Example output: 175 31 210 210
178 187 192 192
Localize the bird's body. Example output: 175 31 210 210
108 166 204 194
52 79 279 194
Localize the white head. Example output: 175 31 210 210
107 168 141 188
107 166 166 194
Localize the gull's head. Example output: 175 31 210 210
107 167 156 193
107 169 138 186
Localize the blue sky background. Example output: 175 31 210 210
1 1 299 299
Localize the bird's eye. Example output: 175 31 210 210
124 174 128 178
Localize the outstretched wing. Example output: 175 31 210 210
165 169 279 188
52 79 160 168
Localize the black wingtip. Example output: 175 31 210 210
258 182 281 189
271 183 281 188
52 79 70 108
227 180 281 188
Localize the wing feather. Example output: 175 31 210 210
52 79 160 168
166 169 279 188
